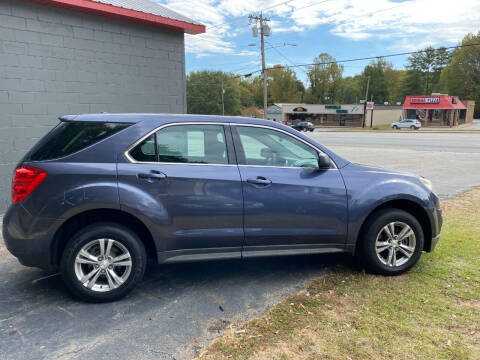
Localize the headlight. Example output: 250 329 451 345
420 177 433 191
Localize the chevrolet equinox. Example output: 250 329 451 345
2 114 442 302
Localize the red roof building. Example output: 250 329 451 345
403 94 472 127
22 0 206 34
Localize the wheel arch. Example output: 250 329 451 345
51 208 156 266
354 199 432 255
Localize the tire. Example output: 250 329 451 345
392 125 398 129
410 125 415 129
60 222 147 302
358 209 424 275
310 128 314 132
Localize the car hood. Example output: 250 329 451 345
343 162 420 179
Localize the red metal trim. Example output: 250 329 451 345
21 0 205 34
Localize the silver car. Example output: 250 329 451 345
391 119 421 130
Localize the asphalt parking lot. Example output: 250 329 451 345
1 130 480 360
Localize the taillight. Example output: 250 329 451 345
12 166 47 204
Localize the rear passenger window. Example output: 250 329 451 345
25 121 131 161
129 135 156 162
128 124 228 165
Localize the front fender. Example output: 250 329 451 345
340 163 436 251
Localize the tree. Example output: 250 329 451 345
305 53 344 104
362 59 389 103
441 32 480 117
267 65 303 104
404 46 451 95
187 71 241 115
341 75 363 104
385 68 406 104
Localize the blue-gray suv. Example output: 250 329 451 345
2 114 442 302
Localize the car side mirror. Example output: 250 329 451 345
317 152 331 169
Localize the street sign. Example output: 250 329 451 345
366 102 374 110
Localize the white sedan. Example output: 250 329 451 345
391 119 421 130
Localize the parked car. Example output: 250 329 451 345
2 114 442 302
292 121 314 132
391 119 421 130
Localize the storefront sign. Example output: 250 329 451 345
410 97 440 104
292 106 307 112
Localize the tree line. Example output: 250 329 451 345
187 31 480 117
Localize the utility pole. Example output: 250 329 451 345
221 80 225 116
249 13 270 119
362 76 370 128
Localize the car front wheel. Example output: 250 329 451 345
392 125 398 129
60 222 146 302
358 209 424 275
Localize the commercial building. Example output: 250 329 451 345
269 103 404 128
403 94 475 127
275 103 365 127
0 0 204 211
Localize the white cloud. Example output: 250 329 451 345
157 0 480 56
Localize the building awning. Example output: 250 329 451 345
22 0 206 34
403 95 467 110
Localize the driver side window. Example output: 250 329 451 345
235 126 319 168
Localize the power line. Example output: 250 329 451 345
265 39 308 75
245 43 480 75
205 0 299 31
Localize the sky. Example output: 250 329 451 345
157 0 480 84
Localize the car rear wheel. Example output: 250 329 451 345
410 125 415 129
60 222 146 302
358 209 424 275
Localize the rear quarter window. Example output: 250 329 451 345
24 121 131 161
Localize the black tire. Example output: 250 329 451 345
410 125 415 129
310 128 314 132
358 209 424 275
392 125 398 129
60 222 146 302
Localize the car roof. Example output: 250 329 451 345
59 113 277 126
59 113 351 169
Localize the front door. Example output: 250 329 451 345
118 123 243 262
231 125 348 257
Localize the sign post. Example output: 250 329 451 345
366 102 374 128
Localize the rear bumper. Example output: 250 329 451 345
2 204 61 270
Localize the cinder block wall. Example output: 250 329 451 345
0 0 186 212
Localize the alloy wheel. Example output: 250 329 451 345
375 222 416 267
74 238 132 292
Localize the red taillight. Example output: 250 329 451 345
12 166 47 204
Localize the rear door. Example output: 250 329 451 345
231 124 348 257
118 123 244 262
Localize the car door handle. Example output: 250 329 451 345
246 176 272 185
138 171 167 180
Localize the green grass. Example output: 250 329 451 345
197 189 480 360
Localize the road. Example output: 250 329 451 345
1 131 480 360
311 131 480 199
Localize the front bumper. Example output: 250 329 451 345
425 202 442 252
2 204 61 270
426 234 440 252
